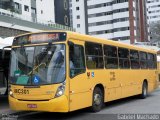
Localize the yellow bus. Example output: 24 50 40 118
9 31 158 112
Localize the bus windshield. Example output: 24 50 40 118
10 44 66 85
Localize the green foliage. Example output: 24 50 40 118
150 21 160 43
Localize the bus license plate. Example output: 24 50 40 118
27 104 37 108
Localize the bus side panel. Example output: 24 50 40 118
69 73 92 111
105 70 122 102
147 70 158 92
120 70 157 99
105 69 157 101
120 70 141 98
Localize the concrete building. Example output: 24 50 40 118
70 0 87 34
147 0 160 23
0 0 55 24
0 0 14 10
0 0 72 38
1 0 70 26
70 0 149 44
55 0 70 26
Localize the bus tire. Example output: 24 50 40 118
140 81 148 99
90 87 104 112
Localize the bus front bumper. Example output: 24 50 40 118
9 95 69 112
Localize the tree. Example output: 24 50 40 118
149 21 160 43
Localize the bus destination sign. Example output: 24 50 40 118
13 32 67 46
29 33 60 43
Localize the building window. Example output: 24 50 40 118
64 15 69 25
77 15 80 19
76 0 79 2
41 10 43 14
88 2 112 9
70 9 72 13
88 8 128 18
76 7 79 10
24 5 29 12
64 0 68 10
31 7 36 14
88 17 129 27
15 2 20 9
77 24 80 28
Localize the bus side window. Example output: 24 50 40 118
85 42 104 69
69 44 85 78
154 54 157 69
118 48 130 69
139 52 148 69
104 45 118 69
148 53 156 69
130 50 140 69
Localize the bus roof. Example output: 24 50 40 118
66 31 157 54
14 30 157 54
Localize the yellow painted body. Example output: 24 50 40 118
157 61 160 84
9 31 158 112
9 84 69 112
9 95 68 112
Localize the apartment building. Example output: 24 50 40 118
147 0 160 23
146 0 160 42
0 0 70 26
0 0 14 10
0 0 72 37
71 0 148 44
12 0 70 26
70 0 87 34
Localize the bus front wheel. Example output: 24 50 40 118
140 81 148 99
90 87 104 112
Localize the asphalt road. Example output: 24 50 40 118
0 95 11 113
1 88 160 120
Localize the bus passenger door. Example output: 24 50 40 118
69 41 92 111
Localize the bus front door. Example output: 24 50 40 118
69 41 92 111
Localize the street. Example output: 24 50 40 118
1 88 160 120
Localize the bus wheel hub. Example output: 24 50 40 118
94 94 101 105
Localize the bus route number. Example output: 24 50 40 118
14 89 29 94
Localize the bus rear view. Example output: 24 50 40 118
9 32 69 112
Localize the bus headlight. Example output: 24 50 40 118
55 85 65 98
9 89 14 98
